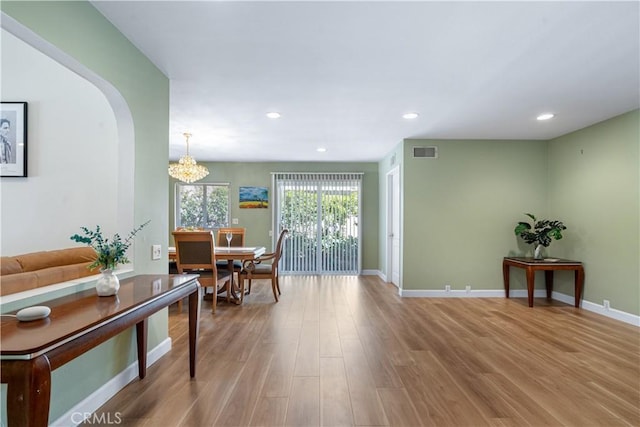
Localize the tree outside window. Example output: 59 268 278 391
280 186 359 273
176 183 229 229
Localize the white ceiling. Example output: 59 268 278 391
91 1 639 162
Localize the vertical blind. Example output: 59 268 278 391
273 173 363 275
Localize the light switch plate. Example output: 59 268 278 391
152 244 161 260
232 218 239 224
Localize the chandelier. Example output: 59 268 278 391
168 132 209 183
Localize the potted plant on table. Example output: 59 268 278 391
70 220 150 296
514 213 566 259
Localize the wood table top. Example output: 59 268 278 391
168 246 266 260
504 257 582 265
1 274 198 358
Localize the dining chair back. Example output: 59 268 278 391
215 227 247 282
216 227 246 248
239 229 288 302
172 230 232 313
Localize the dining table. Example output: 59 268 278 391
168 245 265 303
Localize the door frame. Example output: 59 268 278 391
272 173 363 275
386 165 401 291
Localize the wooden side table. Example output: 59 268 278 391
1 274 201 427
503 257 584 307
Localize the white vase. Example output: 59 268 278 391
96 269 120 296
534 244 544 260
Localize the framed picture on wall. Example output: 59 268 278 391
1 102 28 177
239 186 269 209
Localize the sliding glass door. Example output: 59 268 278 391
273 173 362 274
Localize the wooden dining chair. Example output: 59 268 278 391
215 227 246 278
216 227 246 248
172 230 232 313
239 229 288 303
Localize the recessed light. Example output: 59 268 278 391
403 112 419 120
537 113 555 121
316 147 327 152
266 112 281 119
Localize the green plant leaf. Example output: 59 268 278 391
514 222 531 235
70 220 150 270
514 214 567 247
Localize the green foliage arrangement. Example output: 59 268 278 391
70 221 150 270
514 213 566 247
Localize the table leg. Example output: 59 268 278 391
526 267 535 307
189 286 201 378
227 259 241 304
574 267 585 308
136 319 148 379
544 271 554 299
2 356 52 427
503 262 510 298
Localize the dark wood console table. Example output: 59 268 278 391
503 257 584 308
0 274 201 427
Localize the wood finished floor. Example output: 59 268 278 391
89 275 640 426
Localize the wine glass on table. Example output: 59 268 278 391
226 232 233 249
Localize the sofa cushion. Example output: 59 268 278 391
0 247 98 296
0 257 23 276
0 272 39 296
61 263 99 281
34 266 65 288
16 247 96 272
0 263 98 296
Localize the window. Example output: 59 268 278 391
175 183 230 229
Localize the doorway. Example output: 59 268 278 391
386 166 400 287
273 173 362 274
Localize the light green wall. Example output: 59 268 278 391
547 110 639 314
1 1 170 423
380 111 639 317
400 139 547 291
169 162 379 271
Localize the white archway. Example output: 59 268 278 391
1 12 134 238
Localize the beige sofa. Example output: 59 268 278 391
0 247 97 296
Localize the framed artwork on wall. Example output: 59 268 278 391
239 186 269 209
1 102 28 177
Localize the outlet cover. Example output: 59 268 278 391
465 285 471 293
152 245 161 260
232 218 239 224
445 285 451 292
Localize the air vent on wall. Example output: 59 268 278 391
413 146 438 158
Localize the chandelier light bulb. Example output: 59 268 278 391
168 132 210 183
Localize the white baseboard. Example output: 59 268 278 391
399 288 639 327
51 337 172 427
552 292 640 326
361 269 381 277
400 289 511 298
